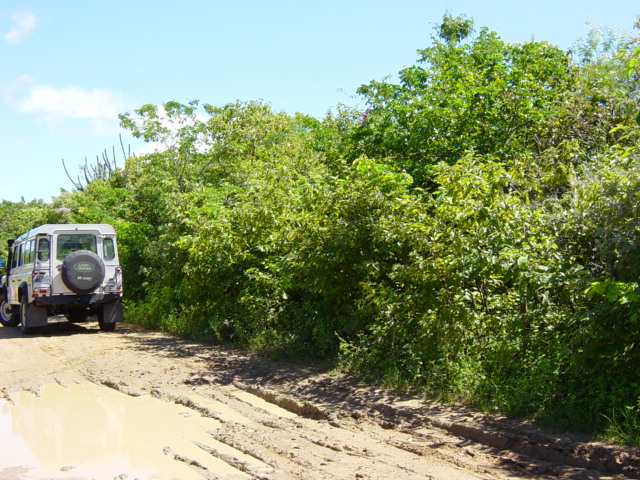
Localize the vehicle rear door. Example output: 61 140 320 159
51 229 100 295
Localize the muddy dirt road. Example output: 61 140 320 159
1 319 638 480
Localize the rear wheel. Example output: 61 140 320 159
98 319 116 332
0 299 19 327
97 301 118 332
20 297 34 334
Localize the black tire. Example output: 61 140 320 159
61 250 105 294
20 297 34 334
98 319 116 332
97 303 117 332
0 299 20 327
65 309 89 323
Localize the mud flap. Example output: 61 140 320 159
25 303 48 328
101 300 123 324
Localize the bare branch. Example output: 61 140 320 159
120 133 127 160
83 157 91 186
61 158 84 191
62 137 134 191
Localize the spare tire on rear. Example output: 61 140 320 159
61 250 105 294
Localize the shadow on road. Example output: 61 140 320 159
0 317 101 339
116 323 322 388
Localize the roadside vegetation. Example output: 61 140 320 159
2 13 640 447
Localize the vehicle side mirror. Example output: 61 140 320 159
0 258 6 268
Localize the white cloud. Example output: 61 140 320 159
16 84 127 120
6 76 132 135
5 11 39 44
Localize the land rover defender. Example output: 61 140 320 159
0 224 123 333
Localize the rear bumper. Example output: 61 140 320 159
34 293 121 306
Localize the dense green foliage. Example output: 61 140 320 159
2 14 640 446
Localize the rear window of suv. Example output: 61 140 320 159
56 234 97 260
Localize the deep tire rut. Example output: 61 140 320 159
1 321 638 479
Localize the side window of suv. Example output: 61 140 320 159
103 238 116 260
19 241 34 266
11 245 19 268
25 240 35 265
19 244 26 266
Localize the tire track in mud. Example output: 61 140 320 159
1 322 638 479
162 385 479 480
2 323 503 479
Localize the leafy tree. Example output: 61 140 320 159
436 11 474 45
347 14 639 190
351 16 575 184
0 200 53 251
119 100 209 194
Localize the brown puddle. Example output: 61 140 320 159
0 382 258 479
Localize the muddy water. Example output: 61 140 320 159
0 382 252 479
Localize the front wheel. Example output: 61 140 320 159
0 299 20 327
66 309 88 323
20 298 34 334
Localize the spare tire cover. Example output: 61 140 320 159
61 250 106 294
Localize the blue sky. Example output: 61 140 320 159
1 0 638 203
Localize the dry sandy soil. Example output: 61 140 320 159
0 318 638 480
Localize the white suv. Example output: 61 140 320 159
0 224 123 333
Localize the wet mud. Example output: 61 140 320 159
1 382 253 479
0 321 638 479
